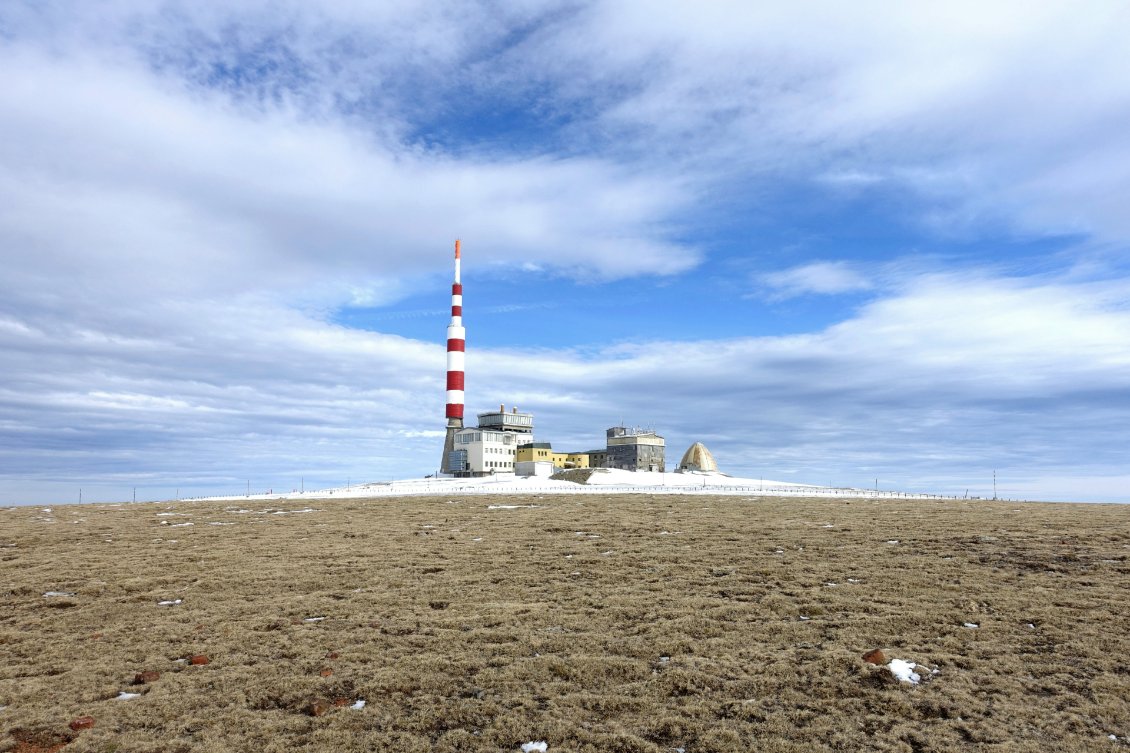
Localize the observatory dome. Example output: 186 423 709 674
677 442 718 472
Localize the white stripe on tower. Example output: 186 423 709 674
445 239 465 422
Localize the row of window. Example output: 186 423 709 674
455 431 521 444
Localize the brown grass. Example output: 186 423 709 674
1 495 1128 752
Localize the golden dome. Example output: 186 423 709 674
677 442 718 472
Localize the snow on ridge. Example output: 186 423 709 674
194 469 957 502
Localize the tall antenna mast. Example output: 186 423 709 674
440 240 466 473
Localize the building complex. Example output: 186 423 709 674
437 241 712 478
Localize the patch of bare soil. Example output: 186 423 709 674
1 495 1128 752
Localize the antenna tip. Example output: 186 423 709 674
454 239 461 258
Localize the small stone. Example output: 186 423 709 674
325 651 339 659
69 716 95 731
189 654 210 665
305 698 332 716
332 697 351 707
861 649 887 665
90 633 103 640
319 668 334 677
133 670 160 685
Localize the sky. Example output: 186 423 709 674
2 0 1130 504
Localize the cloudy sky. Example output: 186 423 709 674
3 1 1130 504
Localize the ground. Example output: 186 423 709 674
1 495 1128 752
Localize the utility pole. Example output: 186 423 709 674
133 487 136 503
79 488 82 504
246 479 250 497
993 470 997 500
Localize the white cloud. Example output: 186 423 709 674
3 254 1129 501
0 43 696 314
517 0 1130 242
470 272 1130 499
761 262 873 299
3 3 1130 503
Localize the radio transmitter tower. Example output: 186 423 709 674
440 240 465 474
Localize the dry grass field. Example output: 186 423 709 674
1 494 1128 752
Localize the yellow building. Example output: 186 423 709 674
516 443 590 469
563 451 590 469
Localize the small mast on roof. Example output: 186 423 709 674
440 240 465 473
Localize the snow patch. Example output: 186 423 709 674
158 599 182 606
889 659 921 685
44 591 75 598
303 616 326 622
520 743 548 753
115 692 141 700
351 699 366 710
963 622 979 629
487 504 540 510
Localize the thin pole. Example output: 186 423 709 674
133 487 136 503
79 488 82 504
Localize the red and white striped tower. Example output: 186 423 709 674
440 239 465 473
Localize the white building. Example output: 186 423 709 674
445 406 533 475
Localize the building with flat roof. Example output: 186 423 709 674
445 405 533 476
515 442 590 471
602 426 665 472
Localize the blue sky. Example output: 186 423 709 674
2 1 1130 504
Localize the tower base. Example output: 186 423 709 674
439 418 464 474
